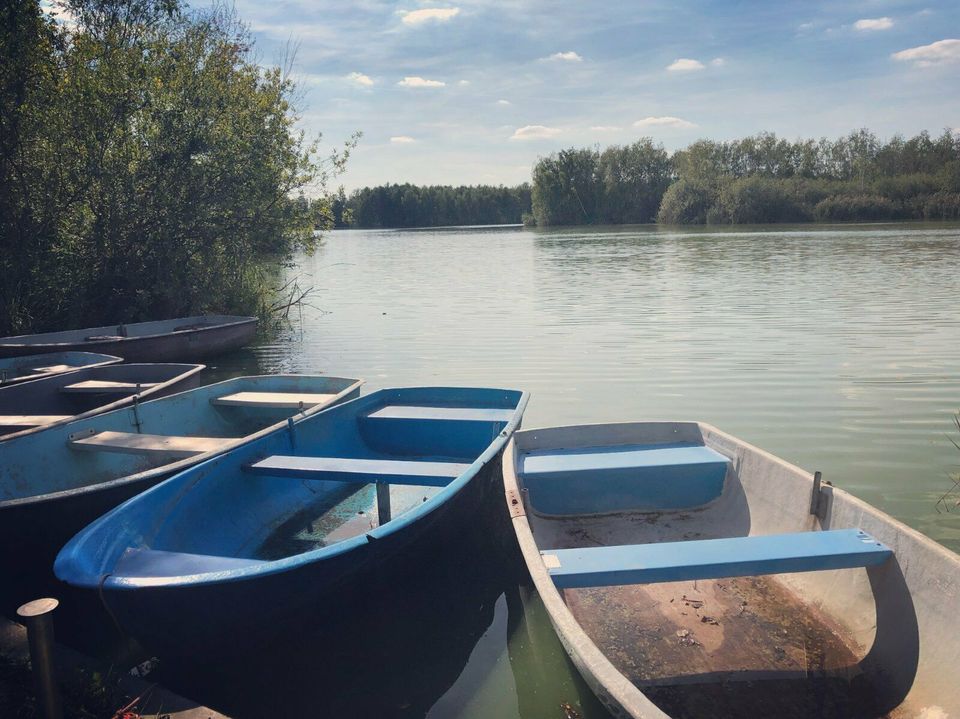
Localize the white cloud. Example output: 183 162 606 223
40 0 77 30
798 22 815 31
458 80 471 86
633 116 697 129
345 72 373 87
892 38 960 67
390 136 416 144
510 125 562 140
710 57 725 66
497 99 511 105
401 8 460 25
397 76 446 88
591 126 621 132
544 51 583 62
666 58 705 72
855 17 894 31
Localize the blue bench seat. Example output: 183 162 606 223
520 443 730 514
245 455 471 487
542 529 892 589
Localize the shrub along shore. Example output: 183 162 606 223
1 0 350 336
333 130 960 229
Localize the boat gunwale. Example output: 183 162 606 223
0 374 365 510
0 315 257 350
83 387 529 590
503 419 960 719
0 363 207 442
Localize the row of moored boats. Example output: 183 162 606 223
1 315 957 719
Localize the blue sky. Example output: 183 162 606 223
226 0 959 190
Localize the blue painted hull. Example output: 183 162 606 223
0 374 362 614
55 387 527 653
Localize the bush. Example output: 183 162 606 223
0 0 347 335
656 179 716 224
923 192 960 220
813 194 897 222
708 177 811 224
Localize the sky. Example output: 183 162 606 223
221 0 959 190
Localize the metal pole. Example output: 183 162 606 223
377 483 391 526
17 598 63 719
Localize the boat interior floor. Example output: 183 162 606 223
253 482 443 561
530 508 914 719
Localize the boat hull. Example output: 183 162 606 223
105 455 502 655
503 422 960 719
0 351 122 386
0 315 257 361
55 387 528 655
0 374 363 614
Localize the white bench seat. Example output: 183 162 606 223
210 391 337 409
69 431 236 459
245 455 471 487
60 380 158 393
365 405 516 422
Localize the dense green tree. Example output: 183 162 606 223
0 0 350 334
342 184 530 228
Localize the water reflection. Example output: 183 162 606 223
155 222 960 717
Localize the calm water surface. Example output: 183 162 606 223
188 222 960 718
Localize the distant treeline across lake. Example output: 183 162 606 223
328 129 960 228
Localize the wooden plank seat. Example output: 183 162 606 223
69 431 236 459
60 380 158 393
244 455 471 487
541 529 892 589
0 414 72 428
29 364 73 373
210 392 336 409
365 405 516 422
114 548 266 578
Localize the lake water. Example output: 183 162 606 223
174 222 960 718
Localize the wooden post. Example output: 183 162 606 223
377 483 391 525
17 598 63 719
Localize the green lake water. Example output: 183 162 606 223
168 222 960 718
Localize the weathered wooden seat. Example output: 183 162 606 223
0 414 71 428
60 380 158 393
69 431 235 459
365 405 516 422
244 455 470 487
210 392 336 409
29 364 73 374
541 529 892 589
114 548 266 578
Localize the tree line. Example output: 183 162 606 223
1 0 346 335
327 184 532 228
533 130 960 226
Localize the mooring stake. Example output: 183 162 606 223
377 483 392 526
17 598 63 719
287 417 297 450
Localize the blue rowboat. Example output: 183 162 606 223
55 386 527 651
0 314 257 361
503 422 960 719
0 374 362 612
0 351 122 386
0 363 205 441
